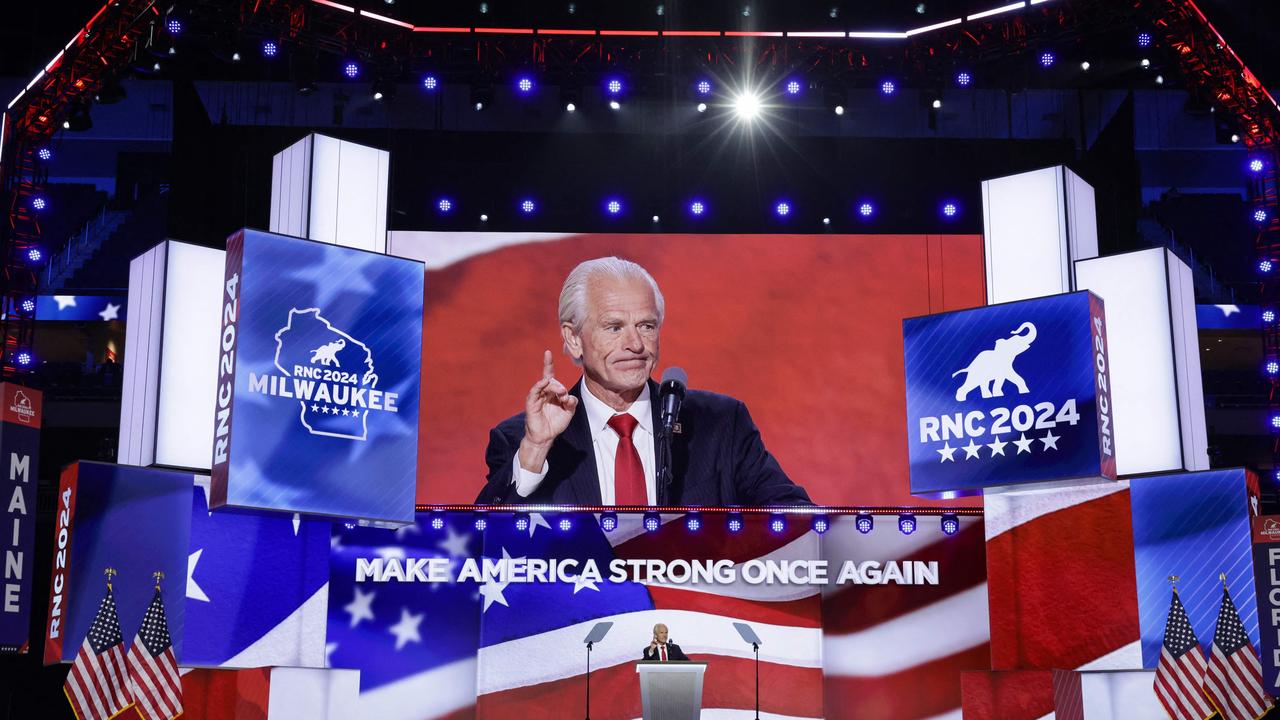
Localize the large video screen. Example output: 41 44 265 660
391 231 985 507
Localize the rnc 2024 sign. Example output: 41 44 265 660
902 291 1116 497
210 229 424 524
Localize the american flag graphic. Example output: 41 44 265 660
327 511 988 720
1153 591 1215 720
1206 587 1275 720
64 577 133 720
127 584 183 720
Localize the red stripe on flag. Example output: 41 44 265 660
825 642 990 720
478 655 822 719
647 586 823 628
823 523 986 634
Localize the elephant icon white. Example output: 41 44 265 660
951 322 1037 401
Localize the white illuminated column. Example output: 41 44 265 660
981 166 1098 303
1075 249 1208 475
270 133 389 253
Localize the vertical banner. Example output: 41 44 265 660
1252 515 1280 692
0 383 41 654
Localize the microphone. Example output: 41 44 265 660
659 367 687 435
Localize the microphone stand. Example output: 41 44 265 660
656 424 674 505
752 641 761 720
584 639 594 720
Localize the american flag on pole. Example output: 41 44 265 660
64 571 133 720
126 579 183 720
1205 585 1275 720
1153 589 1215 720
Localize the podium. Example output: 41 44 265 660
636 661 707 720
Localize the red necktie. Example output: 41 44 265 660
607 414 647 506
660 645 667 662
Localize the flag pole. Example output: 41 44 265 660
105 566 117 591
1169 574 1179 594
153 570 164 591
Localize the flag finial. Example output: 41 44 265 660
152 570 164 590
104 567 117 590
1220 571 1228 587
1169 575 1180 594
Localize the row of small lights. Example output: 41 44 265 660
434 196 963 222
433 510 962 536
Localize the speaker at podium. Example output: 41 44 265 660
636 660 708 720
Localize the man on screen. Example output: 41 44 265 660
642 624 688 662
477 256 811 506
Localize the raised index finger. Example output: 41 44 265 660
542 349 555 380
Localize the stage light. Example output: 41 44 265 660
727 513 743 533
956 71 972 87
437 198 453 214
520 199 536 214
1270 414 1280 431
732 91 762 121
657 4 664 15
1137 31 1152 48
430 513 445 530
1255 209 1269 223
932 99 942 109
898 514 917 535
685 514 702 532
822 217 831 226
775 201 791 217
1140 58 1151 69
643 512 662 532
600 512 618 532
829 6 839 18
696 102 707 113
605 78 624 95
63 103 92 132
566 102 576 112
1266 361 1278 376
742 5 751 17
474 514 488 531
26 248 43 264
480 213 489 222
834 105 844 116
37 147 52 161
785 79 802 96
567 2 575 13
31 197 47 212
20 299 35 315
855 513 873 533
941 201 959 218
514 513 530 532
812 515 829 534
231 52 241 63
1039 51 1056 68
609 100 621 111
344 61 360 79
516 76 535 94
1231 134 1241 144
1265 309 1276 323
1155 75 1164 85
153 62 163 73
696 79 713 96
858 202 875 218
606 199 623 215
422 74 439 91
167 17 182 34
1250 159 1265 173
372 78 396 101
1261 259 1274 274
472 85 491 111
689 200 706 216
769 514 786 534
880 80 896 96
916 2 926 13
479 1 489 12
652 215 660 223
13 351 33 369
262 40 278 57
940 514 960 536
1080 61 1091 71
558 516 573 532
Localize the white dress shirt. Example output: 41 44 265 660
512 381 657 505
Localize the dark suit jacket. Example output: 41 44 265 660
476 379 811 506
641 642 689 662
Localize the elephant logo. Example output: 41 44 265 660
310 339 346 367
951 322 1037 401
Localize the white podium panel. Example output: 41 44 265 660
637 662 706 720
270 133 389 253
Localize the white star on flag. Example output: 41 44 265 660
437 526 472 558
53 295 76 310
98 302 120 321
937 442 957 462
1215 304 1240 317
525 513 551 538
187 549 210 602
344 587 376 628
325 643 338 667
569 572 601 595
1013 434 1034 454
1039 430 1060 450
292 513 301 536
394 522 421 540
479 548 521 612
374 546 406 560
986 436 1008 457
961 440 981 459
388 607 424 651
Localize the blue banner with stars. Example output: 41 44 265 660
210 229 424 524
903 291 1117 497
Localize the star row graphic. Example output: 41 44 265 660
309 403 362 416
935 431 1060 462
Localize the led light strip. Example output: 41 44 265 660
415 504 983 515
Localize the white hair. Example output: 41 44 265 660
559 257 665 351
